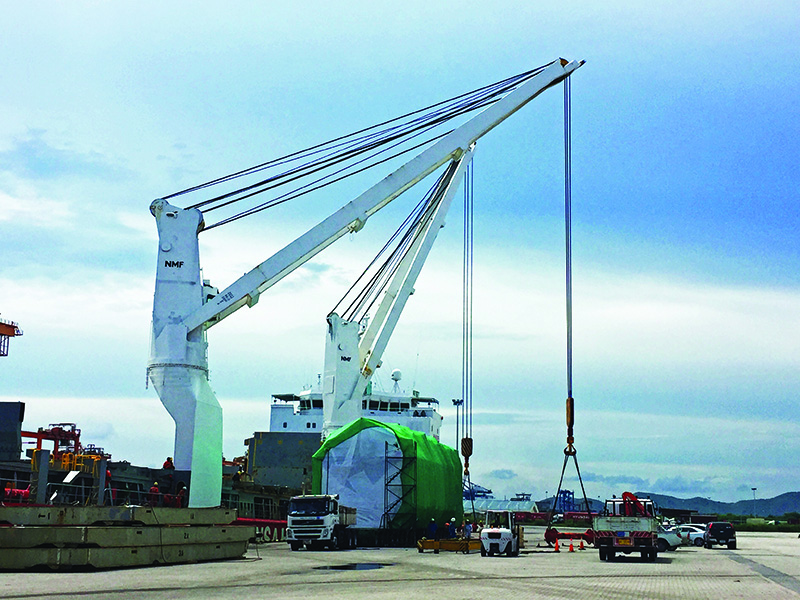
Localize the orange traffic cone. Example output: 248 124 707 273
554 539 560 552
579 539 585 550
569 541 575 552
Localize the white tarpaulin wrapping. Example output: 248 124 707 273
318 425 401 528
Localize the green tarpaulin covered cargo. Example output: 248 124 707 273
312 418 463 529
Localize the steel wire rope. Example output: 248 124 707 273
177 68 549 228
338 204 427 322
330 165 454 322
343 200 434 322
192 108 447 210
186 80 524 214
197 104 500 228
564 77 573 405
461 162 474 443
563 74 591 516
461 160 477 520
468 162 474 441
198 85 523 221
178 74 526 200
203 122 455 229
349 174 452 321
544 74 592 545
168 66 545 203
205 133 448 229
332 194 431 321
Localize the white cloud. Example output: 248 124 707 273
0 272 151 337
0 182 73 228
576 274 800 369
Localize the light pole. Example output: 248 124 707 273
752 487 757 517
452 399 463 449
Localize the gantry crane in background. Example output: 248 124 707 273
0 317 23 357
148 58 584 507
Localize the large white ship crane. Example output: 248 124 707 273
148 58 583 507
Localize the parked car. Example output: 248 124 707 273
656 526 681 552
676 524 706 546
704 521 737 549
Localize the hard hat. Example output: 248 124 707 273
451 517 456 522
431 518 435 521
153 482 158 486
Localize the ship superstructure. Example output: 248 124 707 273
269 373 442 440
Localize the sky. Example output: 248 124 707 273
1 1 799 505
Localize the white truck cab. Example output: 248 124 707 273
286 494 357 550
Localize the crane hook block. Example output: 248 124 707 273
461 437 473 458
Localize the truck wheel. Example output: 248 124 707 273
649 549 656 561
656 539 668 553
480 546 487 557
598 548 606 561
606 550 615 561
727 542 736 550
330 532 339 550
290 542 301 551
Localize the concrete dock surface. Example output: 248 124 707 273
4 528 800 599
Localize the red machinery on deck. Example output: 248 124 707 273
0 318 22 356
21 423 84 461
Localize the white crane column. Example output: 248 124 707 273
148 199 222 507
322 314 364 435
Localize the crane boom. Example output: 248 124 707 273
321 147 474 437
148 57 583 507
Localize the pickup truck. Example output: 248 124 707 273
593 492 658 561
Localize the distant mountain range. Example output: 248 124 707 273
537 492 800 517
635 491 800 518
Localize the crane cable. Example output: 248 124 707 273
329 163 456 322
169 67 541 204
157 65 552 230
461 160 476 520
545 74 593 544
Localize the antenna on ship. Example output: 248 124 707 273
391 369 403 393
545 76 593 546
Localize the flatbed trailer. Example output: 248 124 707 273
417 538 481 554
